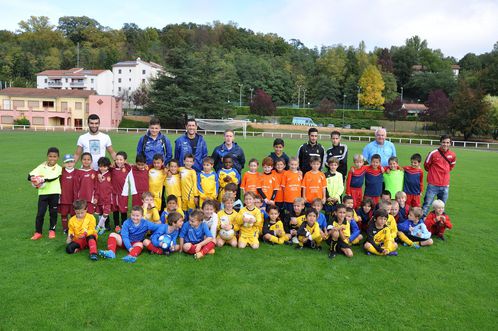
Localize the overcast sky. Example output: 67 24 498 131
1 0 497 59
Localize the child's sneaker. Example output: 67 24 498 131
437 234 445 241
63 229 68 235
89 254 98 261
291 237 299 245
48 230 56 239
402 242 409 247
328 251 336 259
412 243 421 249
115 226 121 233
31 232 43 240
97 227 106 236
122 255 137 263
295 245 303 250
99 250 115 259
388 251 398 256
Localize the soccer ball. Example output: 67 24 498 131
158 235 175 252
219 216 234 240
30 176 45 189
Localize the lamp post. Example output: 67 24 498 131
342 94 346 127
401 86 404 102
297 85 302 108
303 89 306 108
357 86 361 110
239 84 242 107
250 88 254 103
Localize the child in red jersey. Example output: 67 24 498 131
364 154 384 205
95 157 113 235
73 153 97 214
346 154 367 209
124 154 149 207
424 199 453 240
403 153 424 207
111 151 131 232
59 154 76 234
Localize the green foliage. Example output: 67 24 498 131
118 118 148 128
279 116 379 129
234 106 385 119
13 117 30 126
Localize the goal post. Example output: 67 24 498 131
195 118 248 139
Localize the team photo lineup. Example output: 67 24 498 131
29 115 456 263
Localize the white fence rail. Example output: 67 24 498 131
2 124 498 150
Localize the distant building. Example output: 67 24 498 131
451 64 460 76
0 88 122 128
112 57 165 101
411 64 460 76
36 68 113 95
401 103 428 115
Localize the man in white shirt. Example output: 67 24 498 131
74 114 116 169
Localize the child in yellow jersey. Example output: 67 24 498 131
149 154 167 209
284 197 307 244
179 154 199 212
342 195 360 223
160 195 185 224
262 205 289 245
217 192 239 247
326 204 353 258
217 156 241 203
364 209 398 256
65 200 98 261
165 159 182 210
197 157 219 206
236 192 263 249
296 208 323 250
141 192 160 223
379 200 415 247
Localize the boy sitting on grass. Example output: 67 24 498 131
65 199 98 261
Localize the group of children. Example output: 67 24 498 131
28 139 453 262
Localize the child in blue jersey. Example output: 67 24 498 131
356 198 374 232
99 206 160 263
345 207 362 245
197 157 219 206
179 209 216 259
398 207 433 247
311 198 328 241
145 211 184 255
160 195 185 224
364 154 384 205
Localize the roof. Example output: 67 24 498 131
36 68 108 77
451 64 461 69
112 57 163 70
0 88 96 98
401 103 428 111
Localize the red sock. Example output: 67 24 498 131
88 238 97 255
147 243 163 255
61 217 68 231
200 241 216 255
108 237 117 253
129 245 143 257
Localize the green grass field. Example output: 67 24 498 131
1 131 497 330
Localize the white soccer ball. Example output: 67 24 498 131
219 229 235 241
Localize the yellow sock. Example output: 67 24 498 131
366 245 382 255
398 232 413 246
352 237 361 245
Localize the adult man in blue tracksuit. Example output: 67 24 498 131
211 129 246 173
175 118 208 172
136 118 172 165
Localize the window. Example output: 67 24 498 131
42 101 55 108
75 102 82 110
129 78 131 82
91 88 94 90
129 69 131 73
28 101 39 108
118 69 122 74
44 79 47 83
142 79 145 83
128 87 131 90
118 78 121 83
142 70 146 75
118 87 122 92
65 78 68 83
13 100 25 108
61 102 68 111
91 78 94 83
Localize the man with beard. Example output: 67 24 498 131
74 114 116 170
174 118 208 172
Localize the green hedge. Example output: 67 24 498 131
279 116 379 129
119 118 148 128
234 106 385 120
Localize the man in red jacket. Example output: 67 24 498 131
422 135 457 216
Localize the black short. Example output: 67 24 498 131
329 239 351 254
405 233 428 242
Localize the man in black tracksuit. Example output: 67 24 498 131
324 130 348 180
297 128 325 175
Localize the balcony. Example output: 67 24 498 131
48 81 62 86
70 81 85 86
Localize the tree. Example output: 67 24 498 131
383 97 406 131
359 64 385 108
377 48 394 72
314 98 335 116
382 71 398 103
250 89 276 116
422 89 451 131
57 16 102 44
448 81 492 140
131 84 150 109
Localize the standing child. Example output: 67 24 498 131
281 157 303 213
236 192 263 249
59 154 76 234
179 209 216 259
296 208 323 250
302 157 327 207
165 159 182 210
346 154 367 209
141 191 160 223
145 211 184 255
269 138 290 170
29 147 62 240
398 207 433 247
324 157 344 213
240 158 260 195
258 157 279 207
197 157 218 206
95 157 113 235
217 156 241 203
111 151 131 232
272 158 286 210
217 192 239 247
262 205 289 245
149 153 167 210
403 153 424 207
364 154 384 205
65 200 98 260
424 199 453 240
179 154 199 213
383 156 404 200
73 153 97 215
364 209 398 256
99 206 160 263
326 205 354 258
160 195 185 224
124 155 149 207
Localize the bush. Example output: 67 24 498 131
278 116 379 129
234 106 385 120
14 117 30 126
118 118 148 129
